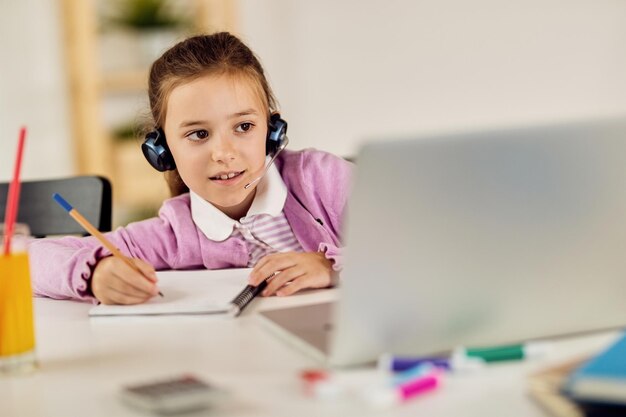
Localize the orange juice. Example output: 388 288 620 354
0 224 36 374
0 251 35 354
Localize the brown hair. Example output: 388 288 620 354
146 32 278 196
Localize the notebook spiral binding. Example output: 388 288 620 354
229 279 269 316
231 286 255 308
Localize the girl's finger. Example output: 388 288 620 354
106 275 156 299
131 258 158 282
275 275 312 297
248 254 281 285
263 266 305 296
250 253 298 285
107 286 151 305
113 260 158 295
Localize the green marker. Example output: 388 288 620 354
459 342 550 363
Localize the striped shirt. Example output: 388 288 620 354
237 212 303 267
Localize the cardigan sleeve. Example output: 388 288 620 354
28 196 198 303
301 150 353 271
318 242 345 272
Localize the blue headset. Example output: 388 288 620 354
142 114 288 172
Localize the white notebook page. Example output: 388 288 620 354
89 268 251 317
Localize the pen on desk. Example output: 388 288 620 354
52 193 163 297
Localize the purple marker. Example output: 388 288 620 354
378 354 451 372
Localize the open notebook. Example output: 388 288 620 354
89 268 252 317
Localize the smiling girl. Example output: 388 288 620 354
29 32 352 305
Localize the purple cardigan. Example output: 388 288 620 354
29 149 353 303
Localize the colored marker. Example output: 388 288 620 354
392 363 436 386
379 353 484 373
378 353 450 372
299 369 344 400
455 342 550 363
52 193 163 298
364 370 441 408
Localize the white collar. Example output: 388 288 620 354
190 161 288 242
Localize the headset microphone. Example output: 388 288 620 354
243 135 289 189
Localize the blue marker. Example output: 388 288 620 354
392 363 437 386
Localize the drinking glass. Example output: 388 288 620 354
0 223 36 374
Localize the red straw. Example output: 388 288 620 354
3 126 27 255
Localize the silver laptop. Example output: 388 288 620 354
259 119 626 367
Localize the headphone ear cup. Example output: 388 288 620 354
142 129 176 172
265 138 278 156
266 114 288 155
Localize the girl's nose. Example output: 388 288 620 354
210 134 236 163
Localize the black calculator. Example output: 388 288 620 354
120 374 224 414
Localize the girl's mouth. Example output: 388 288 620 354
209 170 245 183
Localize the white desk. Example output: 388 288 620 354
0 291 619 417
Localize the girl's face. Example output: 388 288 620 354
163 73 268 219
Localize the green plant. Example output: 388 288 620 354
109 0 186 30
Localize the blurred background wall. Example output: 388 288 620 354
1 0 626 226
0 0 74 180
239 0 626 157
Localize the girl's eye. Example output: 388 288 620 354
187 130 209 141
235 122 254 133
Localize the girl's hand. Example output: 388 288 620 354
248 251 336 297
91 256 159 304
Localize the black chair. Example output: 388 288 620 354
0 176 112 237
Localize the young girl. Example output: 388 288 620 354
29 32 352 305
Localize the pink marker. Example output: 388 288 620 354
364 369 441 408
